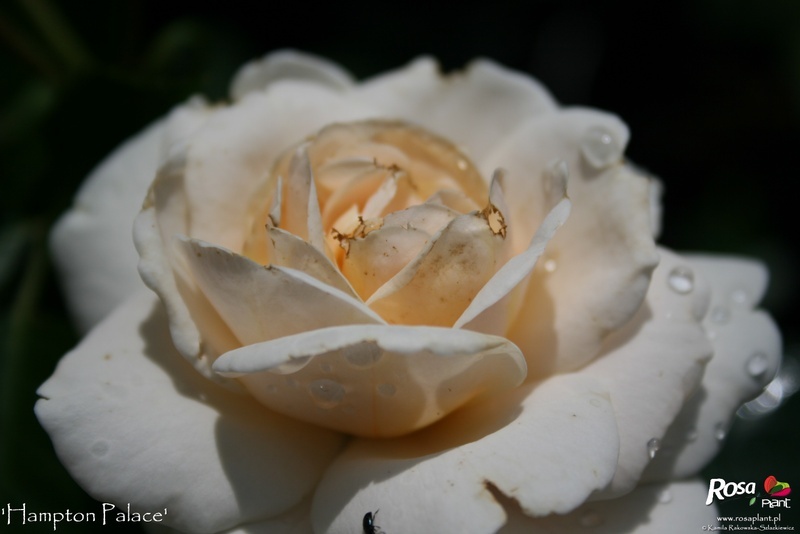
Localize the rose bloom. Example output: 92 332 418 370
37 51 782 533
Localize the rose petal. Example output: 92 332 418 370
355 57 557 159
341 203 460 300
499 480 718 533
643 255 782 481
311 373 618 532
455 166 570 335
490 110 658 375
584 248 713 498
213 324 526 437
217 498 312 534
176 83 374 252
35 292 345 533
174 237 384 346
281 146 326 253
366 210 506 326
266 225 356 297
230 49 354 101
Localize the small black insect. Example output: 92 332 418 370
363 510 385 534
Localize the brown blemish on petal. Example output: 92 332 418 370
480 203 507 238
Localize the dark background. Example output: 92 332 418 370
1 0 798 531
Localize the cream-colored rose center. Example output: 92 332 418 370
255 120 506 312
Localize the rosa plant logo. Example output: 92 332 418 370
764 475 791 498
758 475 792 508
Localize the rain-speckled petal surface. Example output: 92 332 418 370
643 255 781 482
586 248 713 498
35 292 344 534
489 111 658 376
311 373 618 533
214 324 526 437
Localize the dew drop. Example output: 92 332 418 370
579 510 603 528
731 289 748 305
320 362 333 373
647 437 661 459
710 306 730 324
543 259 558 273
667 266 694 294
714 422 727 441
580 126 621 169
309 379 345 409
746 352 769 379
345 343 382 368
377 383 396 397
657 488 673 504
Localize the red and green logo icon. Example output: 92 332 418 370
764 476 791 498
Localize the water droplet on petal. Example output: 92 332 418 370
345 343 383 368
309 379 345 409
746 352 769 379
710 306 730 324
667 266 694 294
731 289 748 305
580 126 622 169
320 362 333 373
657 488 673 504
377 383 396 397
647 437 661 459
714 422 727 441
579 510 603 527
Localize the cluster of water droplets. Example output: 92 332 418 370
261 344 400 411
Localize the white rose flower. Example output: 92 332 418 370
37 51 782 533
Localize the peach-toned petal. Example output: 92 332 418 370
174 238 384 347
367 211 505 326
214 325 526 437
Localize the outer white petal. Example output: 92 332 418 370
354 57 557 159
312 373 619 533
50 120 163 332
586 248 713 498
499 480 718 533
214 325 526 437
491 110 659 376
51 98 213 332
230 49 354 101
643 255 781 481
35 291 345 534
